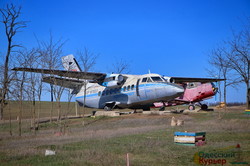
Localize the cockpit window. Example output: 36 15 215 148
151 76 163 82
147 77 153 82
186 82 201 89
142 77 147 82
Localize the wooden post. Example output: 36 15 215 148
126 153 130 166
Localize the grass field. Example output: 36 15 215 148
0 102 249 165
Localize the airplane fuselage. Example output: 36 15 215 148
76 74 184 110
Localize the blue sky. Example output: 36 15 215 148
1 0 249 102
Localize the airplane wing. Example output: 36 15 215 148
170 77 225 83
12 67 106 83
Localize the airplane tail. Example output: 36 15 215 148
61 54 82 71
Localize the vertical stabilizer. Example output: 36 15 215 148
62 54 82 71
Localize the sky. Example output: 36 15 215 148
1 0 250 103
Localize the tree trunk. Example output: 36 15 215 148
18 100 22 136
0 41 11 120
223 80 227 106
32 96 36 134
247 61 250 110
50 84 53 122
8 100 12 136
247 85 250 109
37 100 41 130
0 101 4 120
218 81 222 103
57 100 61 121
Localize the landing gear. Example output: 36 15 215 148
188 104 195 111
159 106 165 111
159 101 166 111
104 106 112 111
201 104 208 110
104 102 116 111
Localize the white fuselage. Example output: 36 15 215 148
75 73 184 110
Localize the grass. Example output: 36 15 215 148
0 104 250 165
2 101 94 120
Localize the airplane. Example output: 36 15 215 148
12 55 184 111
154 76 224 111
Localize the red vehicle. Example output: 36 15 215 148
154 77 223 110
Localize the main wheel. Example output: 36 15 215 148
188 104 195 111
201 104 208 110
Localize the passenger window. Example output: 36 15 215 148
98 91 101 96
131 85 134 90
127 85 131 91
102 91 105 96
123 86 126 91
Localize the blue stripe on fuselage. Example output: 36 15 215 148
75 82 171 99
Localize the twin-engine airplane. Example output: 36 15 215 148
12 55 185 111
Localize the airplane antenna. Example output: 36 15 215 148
148 69 151 74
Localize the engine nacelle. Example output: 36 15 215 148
164 76 175 83
102 74 124 87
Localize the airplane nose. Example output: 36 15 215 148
175 86 184 94
170 84 184 96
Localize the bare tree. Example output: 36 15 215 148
53 84 65 121
226 22 250 109
0 4 27 120
208 18 250 109
11 50 32 136
208 46 240 105
36 33 66 121
66 88 74 115
110 58 130 74
23 49 40 132
77 48 98 115
34 72 43 130
78 48 98 72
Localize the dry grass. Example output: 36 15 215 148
0 105 250 165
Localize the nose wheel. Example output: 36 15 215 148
159 106 165 111
159 101 166 111
104 106 112 111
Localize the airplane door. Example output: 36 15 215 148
138 80 148 100
136 79 140 96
